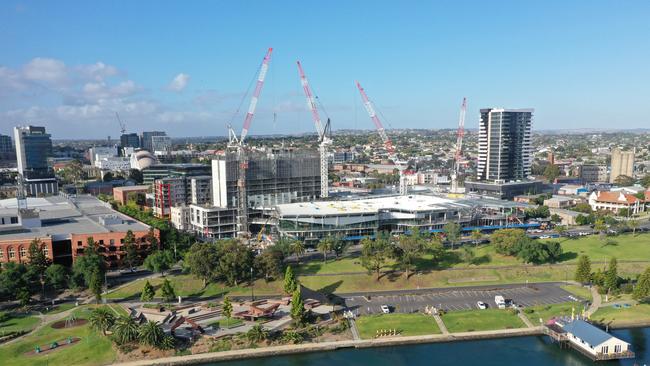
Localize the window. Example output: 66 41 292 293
110 239 115 245
601 346 609 354
77 241 83 246
19 246 27 259
8 247 15 259
0 249 3 260
614 345 622 353
42 246 49 257
99 240 104 245
120 238 124 244
10 216 18 224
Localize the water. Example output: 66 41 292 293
206 328 650 366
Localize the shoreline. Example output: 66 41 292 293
112 327 543 366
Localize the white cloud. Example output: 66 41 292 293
167 73 190 92
23 58 67 83
77 62 119 81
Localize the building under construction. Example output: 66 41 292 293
187 148 321 239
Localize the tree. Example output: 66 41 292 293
140 280 155 301
60 160 84 185
0 262 36 302
550 214 562 224
554 225 567 238
633 267 650 300
89 307 115 336
290 240 305 263
544 164 561 183
629 220 640 236
145 228 159 251
143 250 175 276
184 242 219 287
394 233 424 279
28 239 50 297
254 248 284 282
614 175 635 187
360 237 390 281
460 246 476 264
332 237 348 258
573 203 593 214
72 237 105 290
290 287 306 326
594 219 607 241
102 171 114 182
113 315 140 344
470 229 483 247
45 264 69 290
575 255 592 284
216 240 253 286
222 296 233 327
491 229 531 256
160 278 176 303
443 222 461 250
246 324 269 344
641 174 650 189
317 236 335 262
283 266 298 295
128 169 144 184
123 230 138 270
604 257 619 293
89 267 104 303
139 320 166 348
427 235 447 268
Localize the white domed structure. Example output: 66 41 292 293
130 150 158 170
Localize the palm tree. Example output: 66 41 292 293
139 321 166 348
246 324 269 344
317 237 334 262
112 315 140 344
89 307 115 336
470 229 482 247
290 240 305 263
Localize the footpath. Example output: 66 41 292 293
112 327 542 366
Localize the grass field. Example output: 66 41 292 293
0 313 40 335
560 284 593 302
42 303 76 315
441 309 526 332
0 307 116 366
523 301 585 324
591 303 650 327
355 313 441 339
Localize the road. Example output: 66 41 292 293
344 282 583 315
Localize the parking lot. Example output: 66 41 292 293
344 283 583 315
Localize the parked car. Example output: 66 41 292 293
477 301 487 310
381 305 391 314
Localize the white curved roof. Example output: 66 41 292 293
130 150 158 170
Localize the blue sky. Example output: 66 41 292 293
1 0 649 138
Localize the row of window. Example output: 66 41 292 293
0 245 48 260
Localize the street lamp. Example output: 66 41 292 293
250 267 254 301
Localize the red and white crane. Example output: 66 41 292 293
355 81 407 194
297 61 331 198
451 97 467 193
228 47 273 238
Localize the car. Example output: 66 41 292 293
305 248 317 253
539 235 550 239
477 301 487 310
380 305 391 314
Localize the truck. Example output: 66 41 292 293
495 295 506 309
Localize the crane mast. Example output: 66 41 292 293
297 61 330 198
115 112 126 134
231 48 273 238
451 97 467 193
355 81 407 194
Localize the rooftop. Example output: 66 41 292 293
559 319 624 347
0 195 150 241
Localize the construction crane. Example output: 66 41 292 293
450 97 467 194
228 47 273 239
355 81 407 195
297 61 331 198
115 112 126 134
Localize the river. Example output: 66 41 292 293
205 328 650 366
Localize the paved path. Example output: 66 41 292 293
111 327 543 366
348 318 360 340
433 314 449 334
517 311 534 328
586 286 602 317
3 306 79 346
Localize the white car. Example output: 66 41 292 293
477 301 487 310
381 305 391 314
305 248 317 253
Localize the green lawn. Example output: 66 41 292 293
355 313 441 339
209 318 244 329
0 308 116 366
441 309 526 332
0 313 40 335
555 233 650 263
560 284 593 302
42 303 77 315
523 302 585 324
591 303 650 327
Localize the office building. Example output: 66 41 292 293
141 131 167 152
0 134 12 153
610 148 635 183
151 135 172 155
143 163 210 185
13 126 58 196
580 164 608 183
88 146 118 166
476 108 533 182
120 133 140 149
150 165 212 217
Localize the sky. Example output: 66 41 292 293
1 0 649 139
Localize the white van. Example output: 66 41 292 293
495 295 506 309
